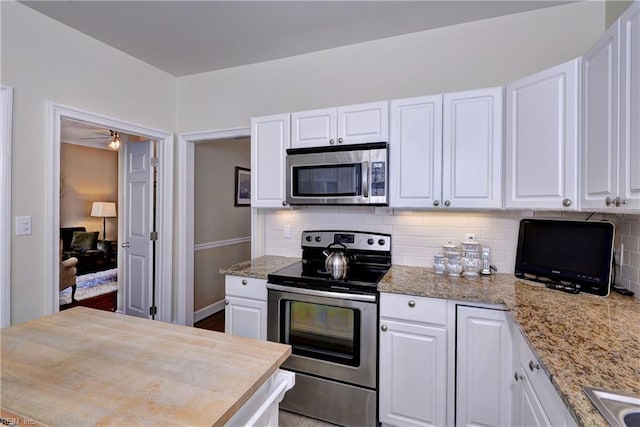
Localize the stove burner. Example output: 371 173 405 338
267 230 392 295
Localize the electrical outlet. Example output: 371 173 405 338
284 225 291 239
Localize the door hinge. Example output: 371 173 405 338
151 157 159 168
149 306 157 316
150 231 158 241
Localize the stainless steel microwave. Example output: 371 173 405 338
286 142 388 205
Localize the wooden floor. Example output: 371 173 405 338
60 290 117 312
193 309 225 332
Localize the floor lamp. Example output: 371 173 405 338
91 202 117 241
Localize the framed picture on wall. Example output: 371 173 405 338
234 166 251 206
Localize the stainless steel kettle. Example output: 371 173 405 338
323 243 349 280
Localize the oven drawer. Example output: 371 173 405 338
225 275 267 301
380 293 448 325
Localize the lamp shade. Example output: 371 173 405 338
91 202 117 218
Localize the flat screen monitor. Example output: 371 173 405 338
514 219 615 296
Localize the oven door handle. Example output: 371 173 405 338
266 283 377 303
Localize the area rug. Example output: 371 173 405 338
59 268 118 306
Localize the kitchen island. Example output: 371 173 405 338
0 307 292 426
222 255 640 427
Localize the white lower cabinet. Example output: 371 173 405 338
513 328 577 427
224 275 267 340
456 305 514 427
379 293 451 427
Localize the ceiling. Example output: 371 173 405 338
20 1 572 77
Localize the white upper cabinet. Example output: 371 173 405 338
389 95 443 208
505 59 580 210
251 114 290 208
619 1 640 211
291 101 388 148
582 1 640 212
389 87 502 210
442 87 503 209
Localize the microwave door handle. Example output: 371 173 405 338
361 161 369 198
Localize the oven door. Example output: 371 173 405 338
266 284 377 389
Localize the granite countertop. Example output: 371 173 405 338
379 265 640 427
221 257 640 426
219 255 299 278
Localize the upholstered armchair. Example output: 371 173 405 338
60 240 79 303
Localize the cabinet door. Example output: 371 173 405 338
389 95 443 208
442 87 503 209
582 23 620 210
379 318 447 427
514 366 552 427
505 59 580 210
619 1 640 211
456 306 513 427
224 296 267 340
291 107 336 148
337 101 389 145
251 114 289 207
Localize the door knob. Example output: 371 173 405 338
444 200 451 207
514 372 524 382
380 325 388 332
528 360 540 371
562 198 572 207
121 242 130 248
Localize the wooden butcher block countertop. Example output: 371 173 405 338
1 307 291 426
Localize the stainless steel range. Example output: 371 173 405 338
267 230 392 427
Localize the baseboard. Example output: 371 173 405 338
194 299 225 323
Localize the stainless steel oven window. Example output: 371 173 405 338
284 300 360 366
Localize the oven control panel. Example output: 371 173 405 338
301 230 391 252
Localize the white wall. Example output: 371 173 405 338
1 2 177 323
177 1 604 132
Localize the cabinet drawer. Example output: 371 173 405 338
518 331 567 426
225 275 267 301
380 293 448 325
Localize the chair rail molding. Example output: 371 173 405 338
46 102 174 322
194 236 251 252
1 86 13 327
177 126 251 327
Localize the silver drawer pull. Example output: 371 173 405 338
242 279 247 285
529 360 540 371
514 372 524 382
380 325 388 332
408 300 416 308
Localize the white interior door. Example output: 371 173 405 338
123 140 153 318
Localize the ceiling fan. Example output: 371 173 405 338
80 129 121 150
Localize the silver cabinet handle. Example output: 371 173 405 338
433 200 440 207
444 200 451 207
529 360 540 371
562 198 572 207
224 300 229 305
242 279 247 285
605 196 614 207
615 197 626 207
514 372 524 382
329 139 335 145
380 325 388 332
121 242 130 248
408 300 416 308
337 137 343 144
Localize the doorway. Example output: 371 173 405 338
47 103 174 322
177 127 252 326
59 119 121 312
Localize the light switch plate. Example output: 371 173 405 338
284 224 291 239
16 216 32 236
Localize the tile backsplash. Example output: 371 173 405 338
264 207 640 297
